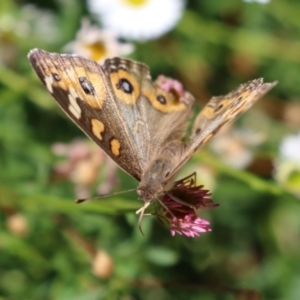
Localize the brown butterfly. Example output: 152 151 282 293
28 49 276 217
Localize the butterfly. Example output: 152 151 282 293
28 48 276 220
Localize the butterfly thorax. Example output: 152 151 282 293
137 142 185 202
137 159 176 202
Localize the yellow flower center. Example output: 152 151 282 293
122 0 149 7
85 42 107 62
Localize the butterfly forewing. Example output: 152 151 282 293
168 78 277 178
28 48 143 180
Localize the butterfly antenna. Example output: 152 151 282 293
76 188 136 204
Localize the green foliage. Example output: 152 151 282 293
0 0 300 299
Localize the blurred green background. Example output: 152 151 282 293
1 0 300 299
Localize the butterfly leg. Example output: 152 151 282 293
166 192 198 215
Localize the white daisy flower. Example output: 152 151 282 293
64 19 134 63
87 0 185 41
279 131 300 161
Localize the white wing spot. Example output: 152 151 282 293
68 87 82 119
119 63 128 70
44 75 54 93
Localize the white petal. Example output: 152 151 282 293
87 0 185 41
